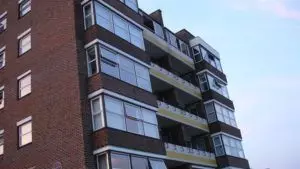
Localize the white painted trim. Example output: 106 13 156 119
17 116 32 126
211 132 242 141
203 99 235 112
0 129 3 135
0 11 7 19
0 85 4 90
93 145 166 159
191 165 215 169
88 89 157 111
17 70 31 80
197 69 227 85
95 0 144 30
85 39 150 68
0 46 5 53
17 28 31 40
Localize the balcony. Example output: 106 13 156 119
157 101 209 132
143 28 195 71
150 63 201 100
164 143 217 167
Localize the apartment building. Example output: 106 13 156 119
0 0 250 168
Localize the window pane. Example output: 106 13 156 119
153 22 164 39
213 136 222 146
100 47 118 62
144 123 159 138
93 114 102 130
97 154 108 169
125 0 138 11
113 15 130 41
92 99 101 114
126 118 144 135
87 46 98 75
84 4 93 28
19 34 31 54
101 59 120 79
137 77 151 91
119 56 137 85
95 3 113 31
125 103 141 119
135 64 149 79
131 156 149 169
111 153 131 169
21 132 32 146
104 96 123 115
20 0 31 16
142 109 157 124
107 113 125 131
149 159 167 169
21 122 32 135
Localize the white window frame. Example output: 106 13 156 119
179 40 190 57
87 45 99 76
204 101 237 127
0 46 5 69
95 2 144 50
90 96 105 131
18 28 32 55
192 45 202 63
153 21 164 39
0 11 7 33
0 130 3 156
0 86 4 110
83 1 95 29
17 116 32 147
101 94 159 139
212 134 245 159
19 0 31 17
18 70 32 98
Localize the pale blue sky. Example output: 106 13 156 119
138 0 300 169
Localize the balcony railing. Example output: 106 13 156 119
157 101 208 131
150 63 201 99
143 29 195 69
164 143 217 167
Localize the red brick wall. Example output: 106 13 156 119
0 0 89 168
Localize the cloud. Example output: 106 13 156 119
228 0 300 20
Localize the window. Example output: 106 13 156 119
149 159 168 169
105 96 126 131
19 32 31 55
87 45 99 76
153 21 164 39
131 156 149 169
83 2 94 28
201 73 229 98
19 0 31 17
18 71 32 98
198 73 209 92
0 12 7 33
18 120 32 147
111 153 131 169
91 97 104 130
0 47 5 69
97 152 166 169
95 45 152 92
124 0 138 12
165 30 178 49
0 86 4 109
212 135 225 156
179 40 190 57
102 95 159 138
95 3 144 49
192 45 202 62
205 101 237 127
212 134 245 158
200 47 223 72
0 130 3 155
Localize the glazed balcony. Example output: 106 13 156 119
143 28 195 72
157 101 208 132
150 63 201 100
164 143 217 167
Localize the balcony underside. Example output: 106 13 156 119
157 107 209 132
150 70 202 103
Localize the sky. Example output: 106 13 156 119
138 0 300 169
